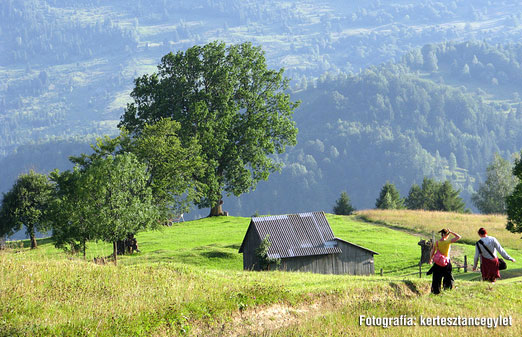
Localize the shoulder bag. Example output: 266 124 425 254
433 241 449 267
477 240 507 270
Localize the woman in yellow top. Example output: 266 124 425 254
428 228 461 294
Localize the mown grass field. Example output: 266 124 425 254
1 211 521 336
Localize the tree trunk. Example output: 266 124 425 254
112 241 118 265
29 230 37 249
209 201 225 216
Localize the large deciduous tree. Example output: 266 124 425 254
506 153 522 234
0 170 53 249
472 153 519 214
119 41 299 216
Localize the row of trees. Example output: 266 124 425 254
0 41 300 261
332 152 522 237
374 178 468 213
0 119 202 262
333 177 468 216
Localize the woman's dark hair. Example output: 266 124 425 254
478 227 487 236
439 228 449 236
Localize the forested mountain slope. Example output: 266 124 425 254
2 1 522 218
3 0 522 156
222 41 522 216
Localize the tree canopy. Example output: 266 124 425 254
0 170 53 248
472 153 519 214
506 152 522 234
71 118 204 218
375 182 404 209
119 41 299 216
333 191 355 215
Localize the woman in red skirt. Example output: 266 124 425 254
472 228 516 283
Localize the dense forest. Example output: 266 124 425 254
3 0 522 156
2 1 522 221
223 41 522 216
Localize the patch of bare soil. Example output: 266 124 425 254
191 282 430 336
192 296 337 337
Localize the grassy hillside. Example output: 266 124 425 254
1 212 521 336
357 209 522 250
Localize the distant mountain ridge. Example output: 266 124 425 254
3 0 522 156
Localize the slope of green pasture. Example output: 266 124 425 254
2 247 521 337
3 214 522 336
126 216 250 270
9 214 494 278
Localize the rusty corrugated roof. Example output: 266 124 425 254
243 211 342 259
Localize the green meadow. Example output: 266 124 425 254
1 212 521 336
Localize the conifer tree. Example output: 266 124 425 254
375 182 404 209
333 191 355 215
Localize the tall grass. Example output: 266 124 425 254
356 209 522 250
2 249 520 336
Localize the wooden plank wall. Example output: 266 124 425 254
243 226 262 270
276 241 374 275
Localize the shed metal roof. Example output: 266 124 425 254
239 211 342 259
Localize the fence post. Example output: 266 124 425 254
419 263 422 278
380 268 383 276
464 255 467 273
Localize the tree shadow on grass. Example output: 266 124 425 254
200 250 236 259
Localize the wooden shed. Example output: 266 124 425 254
238 212 378 275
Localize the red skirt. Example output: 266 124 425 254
480 256 500 282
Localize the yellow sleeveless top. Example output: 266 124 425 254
437 239 452 257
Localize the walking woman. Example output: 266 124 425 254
472 227 516 283
428 228 461 294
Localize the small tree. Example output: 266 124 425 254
506 153 522 234
65 153 160 264
49 168 102 258
333 191 355 215
375 182 404 209
0 170 53 249
472 153 519 214
255 234 280 271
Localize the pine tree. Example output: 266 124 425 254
375 182 404 209
405 184 424 210
333 191 355 215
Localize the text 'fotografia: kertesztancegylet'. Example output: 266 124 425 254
359 315 513 328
